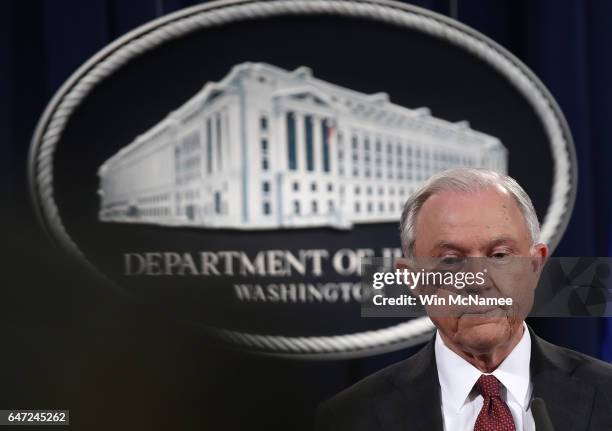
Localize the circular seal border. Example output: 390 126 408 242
28 0 577 359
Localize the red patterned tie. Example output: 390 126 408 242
473 374 516 431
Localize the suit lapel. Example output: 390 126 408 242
530 330 595 431
373 328 596 431
376 338 444 431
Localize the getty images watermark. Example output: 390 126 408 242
371 266 514 307
361 257 612 318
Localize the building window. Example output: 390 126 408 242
355 186 360 195
321 119 331 173
286 112 297 170
206 118 213 174
293 181 299 191
367 202 373 213
337 133 344 174
293 200 300 215
311 182 317 192
261 138 269 171
262 181 270 193
355 202 361 213
311 200 318 214
214 192 221 214
352 135 359 177
263 201 271 215
328 200 334 213
327 183 333 192
305 115 314 171
216 113 222 170
260 115 268 131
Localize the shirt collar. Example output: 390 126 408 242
435 322 531 413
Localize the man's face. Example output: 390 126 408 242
412 186 548 356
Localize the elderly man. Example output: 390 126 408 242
315 168 612 431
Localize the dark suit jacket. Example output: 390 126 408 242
315 328 612 430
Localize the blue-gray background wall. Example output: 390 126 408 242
2 1 611 430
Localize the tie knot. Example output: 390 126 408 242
475 374 501 398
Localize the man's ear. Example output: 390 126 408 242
395 257 412 272
531 242 549 273
394 257 428 296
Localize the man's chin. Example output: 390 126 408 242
454 318 514 354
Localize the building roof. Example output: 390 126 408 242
99 61 504 175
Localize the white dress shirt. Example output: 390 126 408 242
435 323 535 431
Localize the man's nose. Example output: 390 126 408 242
464 255 487 273
463 257 490 293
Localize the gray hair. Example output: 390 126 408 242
399 168 540 257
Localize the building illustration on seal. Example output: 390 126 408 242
97 62 507 230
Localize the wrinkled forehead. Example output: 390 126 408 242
414 187 531 251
